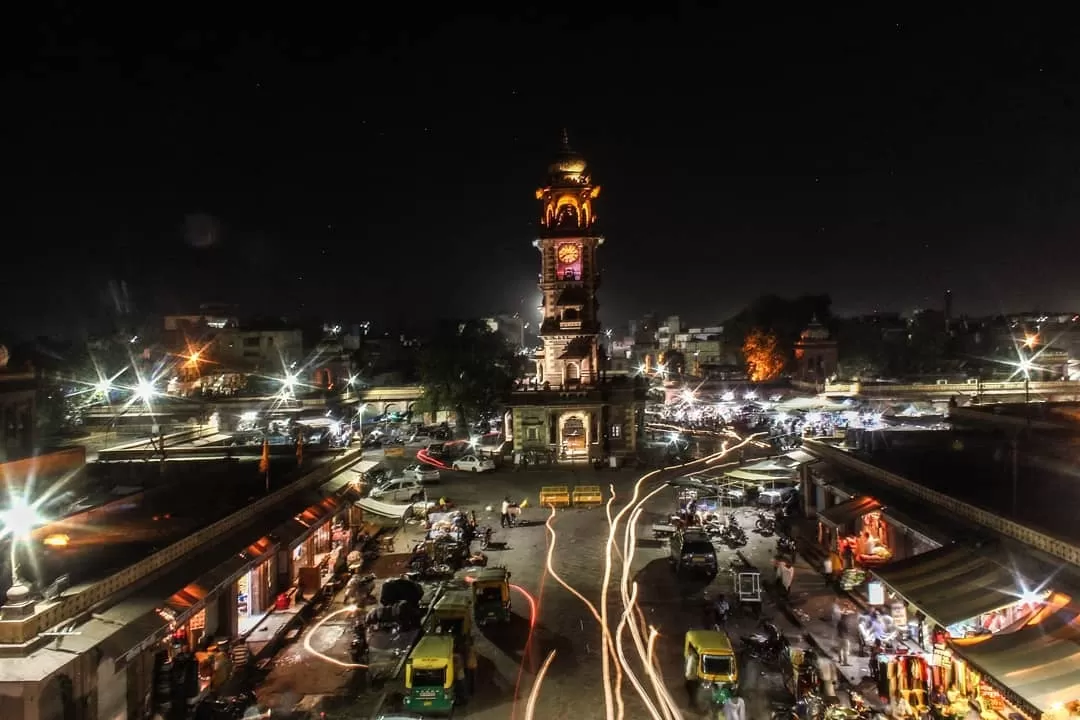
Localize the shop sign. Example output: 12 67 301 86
384 447 405 458
867 581 885 606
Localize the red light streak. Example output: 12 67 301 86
415 448 450 469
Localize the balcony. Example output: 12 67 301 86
560 320 583 330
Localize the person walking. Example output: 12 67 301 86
500 496 511 528
837 612 852 666
816 652 839 703
723 691 747 720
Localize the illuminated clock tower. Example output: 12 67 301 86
534 130 604 387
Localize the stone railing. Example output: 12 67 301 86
823 380 1079 397
0 449 365 646
803 440 1080 568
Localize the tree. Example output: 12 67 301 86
742 328 786 382
416 320 524 434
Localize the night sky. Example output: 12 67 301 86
8 7 1080 339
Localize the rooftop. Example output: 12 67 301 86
841 427 1080 543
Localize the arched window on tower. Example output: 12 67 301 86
555 204 578 228
565 362 580 383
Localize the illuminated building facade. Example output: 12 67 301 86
508 133 644 461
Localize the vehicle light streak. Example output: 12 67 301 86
510 583 539 720
302 605 367 669
544 507 619 720
645 626 672 720
612 580 666 720
523 649 557 720
612 432 766 719
415 449 450 469
604 485 627 720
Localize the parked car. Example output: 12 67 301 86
451 454 496 473
402 463 440 484
669 528 718 577
368 478 427 503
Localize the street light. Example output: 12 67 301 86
1019 358 1033 406
134 380 154 402
0 498 43 601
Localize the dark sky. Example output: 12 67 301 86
7 7 1080 339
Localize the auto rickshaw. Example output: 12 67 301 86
432 589 474 637
684 629 738 710
403 635 458 715
471 567 512 625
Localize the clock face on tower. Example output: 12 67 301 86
557 243 580 264
556 242 583 281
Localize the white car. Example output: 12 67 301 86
368 478 427 503
451 454 496 473
402 463 441 484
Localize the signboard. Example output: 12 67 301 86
867 581 885 606
383 446 405 458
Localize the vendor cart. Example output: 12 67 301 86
652 523 678 539
734 571 763 616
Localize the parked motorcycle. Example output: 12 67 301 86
479 526 495 550
720 523 748 548
755 512 776 535
777 535 797 556
195 690 258 720
741 621 789 667
349 633 370 664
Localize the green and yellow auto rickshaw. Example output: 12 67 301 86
684 629 739 710
472 567 512 626
403 635 463 715
432 589 474 639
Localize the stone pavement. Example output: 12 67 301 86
773 551 888 711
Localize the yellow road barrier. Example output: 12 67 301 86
571 485 604 507
539 485 571 508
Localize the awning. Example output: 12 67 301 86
742 460 796 474
272 493 350 549
164 534 276 620
952 605 1080 713
817 496 881 529
784 449 818 465
356 497 413 521
725 469 796 483
348 460 382 476
871 543 1037 628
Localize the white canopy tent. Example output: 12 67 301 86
356 497 412 522
774 396 850 412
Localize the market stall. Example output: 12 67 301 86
951 597 1080 719
870 543 1047 640
816 496 894 565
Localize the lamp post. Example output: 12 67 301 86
1 498 42 607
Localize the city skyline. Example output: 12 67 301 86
9 8 1080 339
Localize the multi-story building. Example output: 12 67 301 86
508 132 644 461
214 325 304 374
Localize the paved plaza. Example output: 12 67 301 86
253 450 856 719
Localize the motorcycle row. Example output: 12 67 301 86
697 508 798 559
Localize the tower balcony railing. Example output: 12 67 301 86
560 320 583 330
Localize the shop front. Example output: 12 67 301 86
868 644 1035 719
870 542 1049 646
274 494 352 599
950 595 1080 719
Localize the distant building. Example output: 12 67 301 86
483 314 527 350
214 325 304 374
794 316 838 385
0 370 36 463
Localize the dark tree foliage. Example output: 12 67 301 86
416 320 524 433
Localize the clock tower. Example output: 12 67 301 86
507 132 643 463
534 129 604 387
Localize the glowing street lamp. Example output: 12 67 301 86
0 497 43 597
134 380 154 402
283 374 297 392
94 379 112 395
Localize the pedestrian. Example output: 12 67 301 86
723 690 747 720
816 652 838 702
837 609 852 666
777 560 794 598
500 496 511 528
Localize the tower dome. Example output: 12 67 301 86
548 129 588 177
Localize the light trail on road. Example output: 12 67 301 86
524 650 557 720
613 580 666 720
510 583 539 720
302 605 366 669
610 431 767 719
544 506 620 720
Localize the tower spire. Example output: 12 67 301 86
560 127 571 150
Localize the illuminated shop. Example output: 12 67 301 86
952 595 1080 720
867 645 1034 719
817 496 894 565
871 542 1049 645
273 493 353 598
